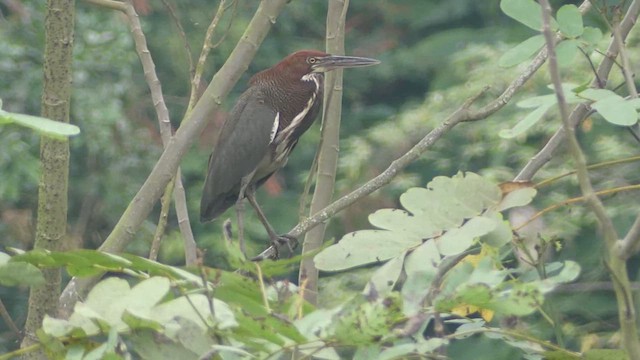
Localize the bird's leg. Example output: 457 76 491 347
235 198 247 257
245 191 298 258
236 172 258 258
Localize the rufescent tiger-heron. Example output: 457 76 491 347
200 50 380 256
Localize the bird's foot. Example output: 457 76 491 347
250 235 298 261
270 234 298 259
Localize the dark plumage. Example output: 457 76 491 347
200 50 379 248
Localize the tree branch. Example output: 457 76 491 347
58 0 290 315
298 0 349 305
22 0 75 356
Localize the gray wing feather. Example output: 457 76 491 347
200 87 277 221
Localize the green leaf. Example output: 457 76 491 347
556 39 580 67
401 270 434 316
151 294 237 330
436 216 496 256
369 208 439 238
42 316 75 337
377 339 447 360
592 96 639 126
404 240 441 276
165 317 215 356
500 0 545 31
628 98 640 110
499 102 553 138
317 172 502 271
497 187 537 211
129 331 200 360
481 212 513 248
581 26 603 46
0 109 80 139
314 230 419 271
556 5 583 38
498 35 545 68
0 260 45 286
579 88 618 101
364 251 407 296
516 94 556 108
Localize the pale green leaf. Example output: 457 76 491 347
497 187 537 211
498 35 545 68
364 251 407 296
368 208 439 238
0 109 80 139
378 339 447 360
315 230 419 271
516 94 556 108
404 240 441 276
42 316 75 337
500 102 552 138
592 96 639 126
0 261 45 286
500 0 550 31
152 294 237 330
556 39 580 67
482 212 514 248
578 88 618 101
628 98 640 109
435 216 496 256
581 26 603 46
401 270 434 316
556 5 583 37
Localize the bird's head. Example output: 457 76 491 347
273 49 380 80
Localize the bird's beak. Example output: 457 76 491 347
313 55 380 72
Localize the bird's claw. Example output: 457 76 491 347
270 234 298 260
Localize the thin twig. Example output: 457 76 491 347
0 298 20 339
515 184 640 231
149 176 175 261
187 0 231 112
535 155 640 188
161 0 195 80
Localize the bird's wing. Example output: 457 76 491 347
200 87 278 221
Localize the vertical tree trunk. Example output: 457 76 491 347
299 0 349 305
20 0 75 357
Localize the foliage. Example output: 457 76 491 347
0 173 578 359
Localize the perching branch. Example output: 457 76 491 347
298 0 349 305
58 0 290 315
539 0 640 358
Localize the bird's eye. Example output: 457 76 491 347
308 57 317 64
